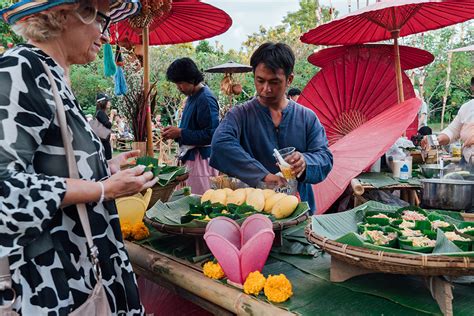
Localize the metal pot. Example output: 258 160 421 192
421 179 474 211
420 164 455 178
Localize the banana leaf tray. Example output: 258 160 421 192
144 195 310 236
305 201 474 316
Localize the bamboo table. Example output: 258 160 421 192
125 241 293 315
351 177 421 207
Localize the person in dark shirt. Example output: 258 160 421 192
162 58 220 194
210 43 333 214
95 93 113 159
287 87 301 102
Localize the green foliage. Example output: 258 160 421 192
66 0 472 130
0 0 25 48
195 40 215 54
405 23 473 123
70 58 113 115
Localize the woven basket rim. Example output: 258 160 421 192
305 224 474 270
145 212 309 236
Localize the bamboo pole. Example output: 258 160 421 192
441 51 453 130
143 26 154 157
125 242 293 315
391 30 404 104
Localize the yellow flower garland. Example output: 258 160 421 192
203 262 225 280
243 271 266 295
264 274 293 303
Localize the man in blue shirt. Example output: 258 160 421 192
210 43 333 214
162 58 219 194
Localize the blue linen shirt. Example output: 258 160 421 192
210 98 333 214
178 85 219 162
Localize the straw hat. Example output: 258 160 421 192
1 0 141 24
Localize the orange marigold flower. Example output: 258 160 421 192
264 274 293 303
131 222 150 240
203 262 225 280
120 220 132 239
243 271 266 295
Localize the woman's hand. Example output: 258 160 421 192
108 150 141 174
161 126 181 140
103 165 158 200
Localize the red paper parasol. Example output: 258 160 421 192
312 97 422 214
110 0 232 46
109 0 232 155
308 44 434 70
301 0 474 104
299 44 432 145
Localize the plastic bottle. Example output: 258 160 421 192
399 164 409 182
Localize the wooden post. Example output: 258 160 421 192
143 25 154 157
441 51 453 130
391 30 404 104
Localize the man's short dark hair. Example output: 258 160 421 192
166 57 204 84
418 126 432 136
288 88 301 97
250 42 295 78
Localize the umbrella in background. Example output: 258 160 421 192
109 0 232 156
313 97 421 214
440 44 474 129
299 44 433 145
205 61 252 107
301 0 474 104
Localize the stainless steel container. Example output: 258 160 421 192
421 179 474 211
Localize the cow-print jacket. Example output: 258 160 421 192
0 44 144 315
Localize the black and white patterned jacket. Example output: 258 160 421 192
0 44 144 315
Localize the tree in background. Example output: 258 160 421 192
404 24 473 125
0 0 24 49
70 55 113 116
65 0 471 128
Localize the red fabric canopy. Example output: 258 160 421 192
299 45 419 146
110 0 232 45
312 98 422 214
308 44 434 70
301 0 474 45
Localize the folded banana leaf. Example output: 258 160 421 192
312 201 474 257
157 166 187 186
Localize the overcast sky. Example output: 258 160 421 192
202 0 352 51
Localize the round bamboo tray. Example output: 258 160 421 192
146 173 189 209
305 225 474 276
145 211 309 236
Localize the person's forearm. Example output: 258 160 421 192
437 133 451 146
61 178 102 207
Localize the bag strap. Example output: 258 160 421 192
0 257 11 291
41 61 102 278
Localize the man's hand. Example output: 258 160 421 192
285 151 306 177
108 150 141 174
161 126 181 140
263 174 287 186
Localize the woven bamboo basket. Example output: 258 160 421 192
146 173 189 209
144 212 309 237
305 225 474 276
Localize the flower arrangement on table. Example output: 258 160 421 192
202 266 293 303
